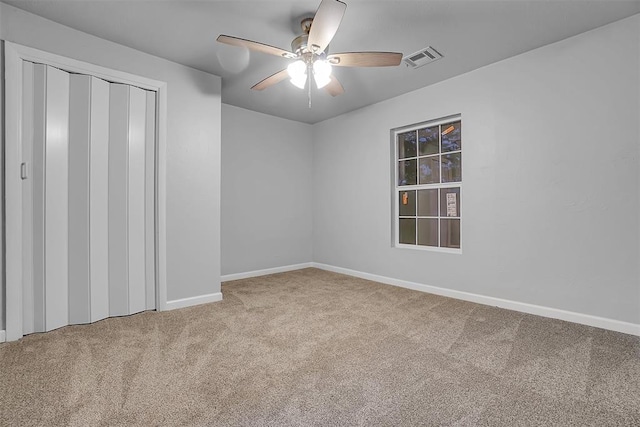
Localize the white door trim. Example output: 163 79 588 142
3 42 169 341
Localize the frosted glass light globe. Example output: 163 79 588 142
287 60 307 88
313 60 332 89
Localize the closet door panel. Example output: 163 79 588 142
31 64 47 333
44 66 70 332
90 77 111 323
145 91 157 310
108 84 130 316
68 74 91 325
21 61 35 335
128 87 147 315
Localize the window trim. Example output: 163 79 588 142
392 114 462 253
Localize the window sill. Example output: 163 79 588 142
394 244 462 254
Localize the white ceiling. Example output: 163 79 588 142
4 0 640 124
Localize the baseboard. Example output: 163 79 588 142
165 292 223 311
221 262 313 282
0 330 5 343
312 262 640 337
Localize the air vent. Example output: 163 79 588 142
403 46 443 69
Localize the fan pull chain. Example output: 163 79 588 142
307 67 312 108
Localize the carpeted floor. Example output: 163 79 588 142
1 268 639 426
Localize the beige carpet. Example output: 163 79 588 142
1 268 639 426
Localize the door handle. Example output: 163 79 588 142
21 162 28 180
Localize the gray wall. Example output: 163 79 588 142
0 3 221 315
312 15 640 324
221 104 313 275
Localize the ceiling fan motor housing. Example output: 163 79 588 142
291 34 309 55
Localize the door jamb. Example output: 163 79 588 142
3 41 168 341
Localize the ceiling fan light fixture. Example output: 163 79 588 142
313 60 332 89
287 59 307 88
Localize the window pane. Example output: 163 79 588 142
441 219 460 248
417 189 438 216
441 121 461 152
419 157 440 184
399 218 416 244
418 126 439 156
398 159 417 186
440 187 460 217
441 153 461 182
417 218 438 246
399 190 416 216
397 130 417 159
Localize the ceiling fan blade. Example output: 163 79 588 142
217 35 296 59
327 52 403 67
251 69 290 91
307 0 347 53
324 75 344 97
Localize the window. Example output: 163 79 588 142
393 116 462 251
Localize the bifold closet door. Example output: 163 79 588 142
22 62 156 334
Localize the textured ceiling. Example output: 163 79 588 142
4 0 640 123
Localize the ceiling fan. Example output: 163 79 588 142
216 0 403 100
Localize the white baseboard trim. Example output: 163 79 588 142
221 262 313 282
312 263 640 337
165 292 223 311
0 330 5 343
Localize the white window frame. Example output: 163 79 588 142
392 114 462 254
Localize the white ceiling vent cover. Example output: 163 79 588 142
403 47 443 69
